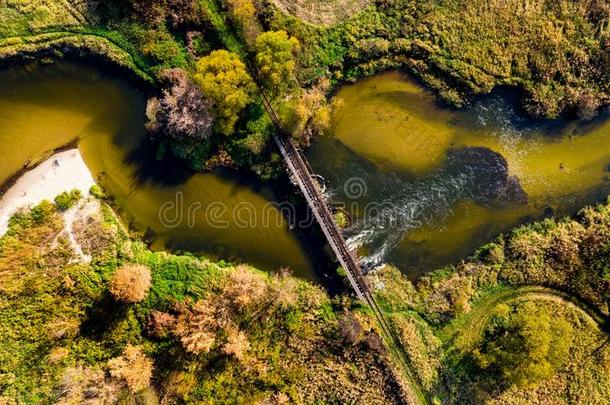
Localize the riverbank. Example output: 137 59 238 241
366 195 610 403
0 194 409 403
0 31 153 83
0 149 94 235
262 0 610 120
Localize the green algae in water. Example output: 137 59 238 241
0 62 314 277
309 71 610 276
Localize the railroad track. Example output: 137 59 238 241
260 92 428 404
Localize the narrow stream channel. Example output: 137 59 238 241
0 61 315 278
307 71 610 277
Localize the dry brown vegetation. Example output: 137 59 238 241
57 365 120 404
109 264 152 303
271 0 371 26
107 345 154 393
146 68 215 142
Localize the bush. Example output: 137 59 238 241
30 200 55 224
473 301 573 388
54 189 82 211
334 211 349 228
109 265 152 303
89 184 106 199
107 345 154 393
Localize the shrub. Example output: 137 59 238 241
222 265 267 309
338 312 365 344
54 189 82 211
225 0 261 44
222 327 250 361
108 345 154 393
174 300 218 355
30 200 55 224
473 301 573 388
334 211 349 228
89 184 106 199
146 310 176 338
109 265 152 303
58 366 120 403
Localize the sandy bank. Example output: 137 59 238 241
0 149 95 235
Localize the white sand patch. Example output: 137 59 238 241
0 149 95 235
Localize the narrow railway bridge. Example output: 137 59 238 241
260 94 426 403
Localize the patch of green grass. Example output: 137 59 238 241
54 189 82 211
438 289 610 403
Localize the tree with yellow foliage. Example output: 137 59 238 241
225 0 261 44
193 50 256 135
255 31 300 97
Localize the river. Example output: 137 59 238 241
5 62 610 280
0 61 314 277
307 71 610 277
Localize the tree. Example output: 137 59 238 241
255 31 300 97
473 302 573 387
174 300 218 355
222 326 250 362
193 50 255 135
58 366 120 404
338 312 365 345
109 265 152 303
126 0 203 28
269 268 299 310
222 265 267 310
225 0 261 44
146 68 214 141
107 345 154 393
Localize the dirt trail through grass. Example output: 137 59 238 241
440 286 607 356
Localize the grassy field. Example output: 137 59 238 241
0 0 93 37
270 0 371 26
265 0 610 118
439 288 610 404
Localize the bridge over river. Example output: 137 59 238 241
259 93 427 404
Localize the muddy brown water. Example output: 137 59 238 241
0 61 314 277
307 71 610 277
